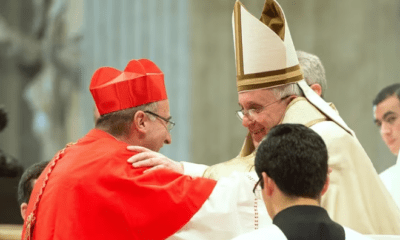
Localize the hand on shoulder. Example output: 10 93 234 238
127 146 184 174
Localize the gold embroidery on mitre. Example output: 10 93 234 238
234 1 244 76
233 0 302 92
238 75 303 92
260 0 286 40
238 65 300 80
237 65 304 91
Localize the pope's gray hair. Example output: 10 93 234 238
271 83 304 99
270 50 328 99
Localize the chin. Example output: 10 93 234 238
253 141 260 149
152 147 160 152
391 147 400 156
146 145 160 152
154 145 163 152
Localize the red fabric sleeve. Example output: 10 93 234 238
22 130 216 240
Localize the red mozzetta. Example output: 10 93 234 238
22 129 216 240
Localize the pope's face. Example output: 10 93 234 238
238 89 289 148
145 100 172 152
374 95 400 156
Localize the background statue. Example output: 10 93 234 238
0 106 24 224
0 0 82 164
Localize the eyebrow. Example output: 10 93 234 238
374 111 397 125
239 101 263 109
382 111 396 120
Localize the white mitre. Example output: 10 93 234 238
232 0 354 135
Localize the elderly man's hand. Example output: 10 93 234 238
127 146 184 174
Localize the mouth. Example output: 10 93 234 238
251 128 265 136
385 138 400 152
386 138 396 146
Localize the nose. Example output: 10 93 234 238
241 115 254 128
164 131 172 145
381 122 392 136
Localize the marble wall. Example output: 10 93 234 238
81 0 191 163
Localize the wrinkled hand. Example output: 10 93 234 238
127 146 184 174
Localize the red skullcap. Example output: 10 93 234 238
89 59 167 115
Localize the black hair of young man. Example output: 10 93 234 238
373 83 400 107
255 123 328 199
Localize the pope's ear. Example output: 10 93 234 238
310 84 322 97
133 111 148 133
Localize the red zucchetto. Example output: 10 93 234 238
89 59 167 116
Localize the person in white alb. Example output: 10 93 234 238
232 124 372 240
373 84 400 209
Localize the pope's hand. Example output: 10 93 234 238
127 146 184 174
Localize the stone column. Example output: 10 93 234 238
82 0 191 162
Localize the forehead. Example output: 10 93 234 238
374 95 400 119
238 88 276 106
156 99 170 114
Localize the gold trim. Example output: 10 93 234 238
280 97 328 127
279 97 305 126
260 0 286 41
237 69 303 87
23 142 75 240
249 165 255 172
239 133 255 157
238 65 300 80
234 2 244 76
237 75 303 92
305 118 327 128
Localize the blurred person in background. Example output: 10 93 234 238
17 161 49 220
0 106 24 224
296 50 327 99
0 106 23 178
373 83 400 208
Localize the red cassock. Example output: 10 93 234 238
22 129 216 240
